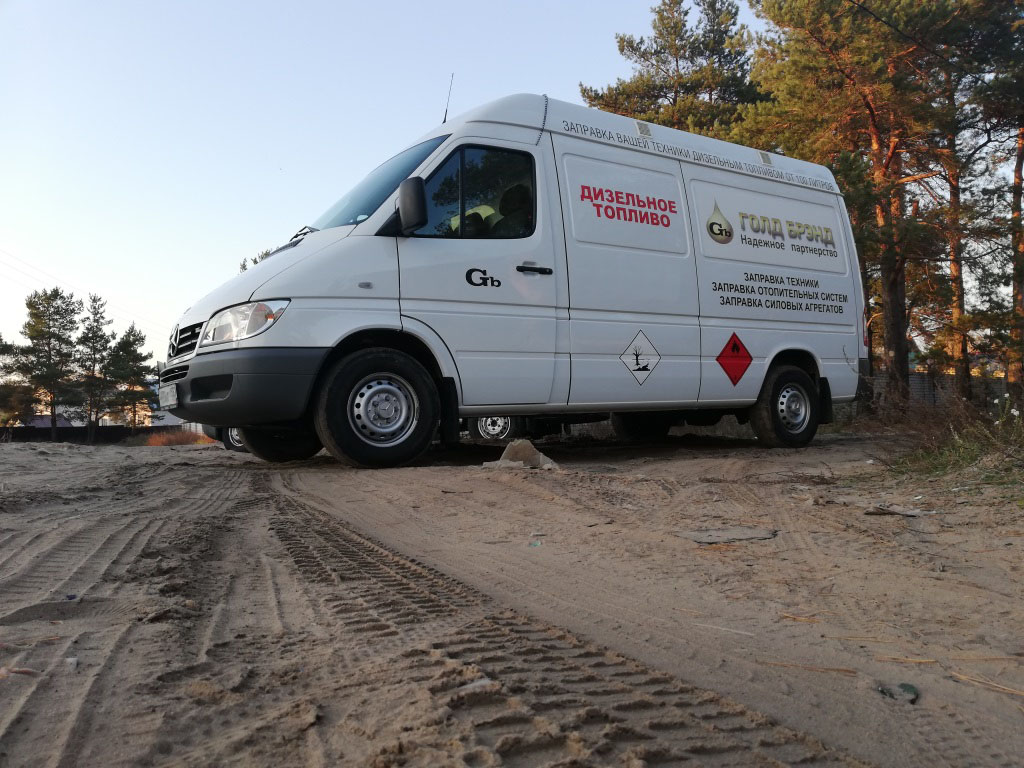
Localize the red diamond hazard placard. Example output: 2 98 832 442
716 333 752 386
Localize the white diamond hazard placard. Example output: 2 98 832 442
620 330 660 385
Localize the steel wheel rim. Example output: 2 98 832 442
478 416 512 439
227 427 244 447
348 373 419 447
776 383 810 434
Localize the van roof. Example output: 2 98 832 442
428 94 839 196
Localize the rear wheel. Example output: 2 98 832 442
238 426 322 462
222 427 248 452
467 416 527 441
749 365 819 448
611 412 673 441
314 348 439 468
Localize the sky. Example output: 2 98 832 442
0 0 760 361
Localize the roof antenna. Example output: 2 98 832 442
443 73 454 123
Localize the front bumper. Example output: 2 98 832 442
162 347 329 427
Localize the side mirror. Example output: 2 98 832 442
397 177 427 235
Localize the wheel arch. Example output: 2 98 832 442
766 347 821 381
314 328 454 387
308 326 462 437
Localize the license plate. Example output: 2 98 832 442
158 384 179 410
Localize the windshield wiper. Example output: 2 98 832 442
290 225 319 241
266 227 317 258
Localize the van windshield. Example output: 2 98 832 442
312 135 449 230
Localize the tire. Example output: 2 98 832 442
313 348 439 468
222 427 248 453
749 365 819 448
239 426 322 462
467 416 527 441
610 412 673 441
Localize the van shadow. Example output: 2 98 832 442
267 432 866 471
411 433 762 469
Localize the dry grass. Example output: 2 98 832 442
143 431 216 447
885 396 1024 480
836 397 978 442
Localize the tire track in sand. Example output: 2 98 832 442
0 625 134 768
0 467 251 767
771 500 1019 768
266 469 866 767
0 518 134 614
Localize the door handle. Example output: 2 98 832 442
516 264 553 275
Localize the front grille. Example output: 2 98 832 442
160 365 188 384
167 322 203 360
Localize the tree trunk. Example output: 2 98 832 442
1010 125 1024 401
874 178 909 403
941 73 971 401
866 95 908 403
880 251 910 401
947 165 971 400
887 114 910 402
50 395 57 443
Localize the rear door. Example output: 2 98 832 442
552 134 700 406
398 141 558 405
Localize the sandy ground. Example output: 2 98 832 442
0 432 1022 767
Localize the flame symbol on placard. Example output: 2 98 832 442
706 201 733 244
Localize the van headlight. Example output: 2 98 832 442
200 300 290 347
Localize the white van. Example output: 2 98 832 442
160 94 867 467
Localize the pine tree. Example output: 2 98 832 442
1013 122 1024 398
976 0 1024 398
12 288 83 440
107 324 155 432
0 333 37 426
0 381 36 427
580 0 760 137
239 249 273 274
108 324 154 431
76 294 116 443
902 1 1015 400
734 0 962 401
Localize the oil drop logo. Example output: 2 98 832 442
706 201 733 244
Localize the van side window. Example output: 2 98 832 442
415 146 535 239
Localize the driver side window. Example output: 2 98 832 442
415 146 535 239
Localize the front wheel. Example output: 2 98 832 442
222 427 248 453
749 365 819 448
238 426 322 462
314 348 439 468
467 416 527 441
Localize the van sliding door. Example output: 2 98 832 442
552 134 700 407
